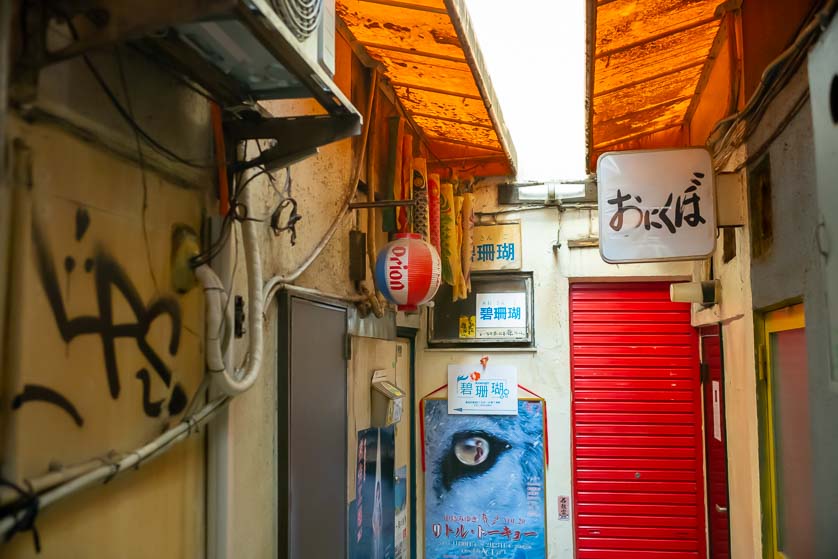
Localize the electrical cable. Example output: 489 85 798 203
0 397 230 542
115 46 160 293
262 69 379 301
59 14 214 170
710 0 836 168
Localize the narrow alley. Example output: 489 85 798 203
0 1 837 558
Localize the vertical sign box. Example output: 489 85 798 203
597 148 716 263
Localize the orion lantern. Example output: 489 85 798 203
375 233 441 311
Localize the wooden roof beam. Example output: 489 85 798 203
427 135 503 152
359 0 447 14
593 60 705 98
408 111 494 129
594 122 684 150
357 41 466 63
596 15 721 59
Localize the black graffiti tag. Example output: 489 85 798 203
13 215 187 426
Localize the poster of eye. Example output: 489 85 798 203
423 398 547 559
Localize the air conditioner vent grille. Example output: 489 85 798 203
271 0 323 41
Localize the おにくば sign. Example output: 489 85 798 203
597 148 716 263
448 364 518 415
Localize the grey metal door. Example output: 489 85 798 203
278 294 347 559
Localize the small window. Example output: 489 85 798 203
498 181 592 205
427 272 534 348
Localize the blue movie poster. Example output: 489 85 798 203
424 399 547 559
349 426 396 559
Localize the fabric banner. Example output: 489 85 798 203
413 158 430 241
428 173 442 254
460 192 475 297
423 399 547 559
397 134 414 233
439 182 460 287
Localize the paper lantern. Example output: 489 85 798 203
375 233 441 311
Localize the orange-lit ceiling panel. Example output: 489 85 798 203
590 0 727 163
337 0 516 176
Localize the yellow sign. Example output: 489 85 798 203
458 315 476 338
471 222 522 271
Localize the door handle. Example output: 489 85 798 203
715 504 728 513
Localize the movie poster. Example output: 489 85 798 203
424 399 547 559
349 426 396 559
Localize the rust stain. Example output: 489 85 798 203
592 0 724 150
336 0 510 172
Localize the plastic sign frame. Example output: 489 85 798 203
597 147 717 263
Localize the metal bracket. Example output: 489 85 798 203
224 114 361 172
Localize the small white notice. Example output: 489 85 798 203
448 364 518 415
476 292 526 329
712 380 722 442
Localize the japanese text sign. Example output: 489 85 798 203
471 223 522 271
448 364 518 415
476 293 526 328
597 148 716 263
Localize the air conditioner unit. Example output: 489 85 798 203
171 0 340 102
26 0 360 169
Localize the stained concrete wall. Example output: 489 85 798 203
413 184 694 559
745 63 838 557
690 60 838 558
1 49 210 558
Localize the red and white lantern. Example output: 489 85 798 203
375 233 441 311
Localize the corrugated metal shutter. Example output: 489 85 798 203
570 282 706 559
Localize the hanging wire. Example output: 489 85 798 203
114 46 160 292
58 13 214 169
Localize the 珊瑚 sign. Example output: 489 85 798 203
597 148 716 263
471 222 521 270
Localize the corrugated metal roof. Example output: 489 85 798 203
589 0 727 166
337 0 517 177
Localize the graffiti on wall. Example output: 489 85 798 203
11 207 187 427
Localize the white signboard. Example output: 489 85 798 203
475 292 527 339
448 364 518 415
597 148 716 263
809 19 838 383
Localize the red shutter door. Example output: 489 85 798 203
570 282 706 559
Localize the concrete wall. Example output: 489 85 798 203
1 49 210 558
413 184 693 559
745 63 838 557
